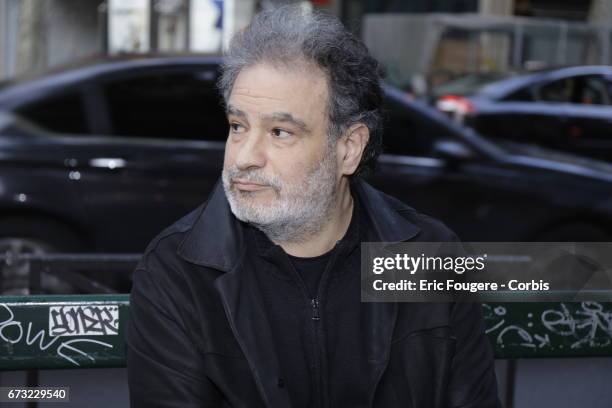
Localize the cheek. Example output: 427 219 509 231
268 155 308 182
223 142 236 168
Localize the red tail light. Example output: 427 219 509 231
436 95 476 117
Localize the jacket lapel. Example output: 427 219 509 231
179 181 288 407
214 261 291 408
353 180 421 404
363 298 398 404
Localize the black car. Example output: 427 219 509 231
0 56 611 263
435 66 612 162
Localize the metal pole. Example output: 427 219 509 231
512 23 523 69
98 1 108 55
26 257 40 408
600 26 610 64
557 22 568 66
505 359 517 408
468 30 479 72
185 0 191 51
150 0 158 52
0 0 7 80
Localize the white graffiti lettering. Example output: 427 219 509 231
0 303 115 366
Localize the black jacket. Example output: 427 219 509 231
248 189 368 408
126 179 499 407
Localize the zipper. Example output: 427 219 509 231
283 255 326 408
311 298 323 408
311 241 344 408
285 240 345 408
311 298 320 320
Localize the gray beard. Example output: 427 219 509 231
222 145 338 243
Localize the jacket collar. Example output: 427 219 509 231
176 179 244 270
177 177 421 269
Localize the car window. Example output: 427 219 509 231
537 75 610 105
503 86 534 102
538 77 575 103
16 91 90 134
103 70 228 142
577 75 609 105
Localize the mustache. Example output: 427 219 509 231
224 167 282 191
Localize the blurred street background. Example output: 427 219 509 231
1 1 612 407
3 0 612 90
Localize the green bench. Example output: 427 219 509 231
1 295 611 370
0 295 129 370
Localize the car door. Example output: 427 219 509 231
0 88 93 248
371 93 552 241
511 76 575 148
468 79 568 149
64 65 227 252
559 74 612 161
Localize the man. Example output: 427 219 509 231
126 5 499 408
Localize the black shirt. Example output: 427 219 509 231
248 194 370 408
287 245 334 298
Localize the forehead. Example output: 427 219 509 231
228 62 329 124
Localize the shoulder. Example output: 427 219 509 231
401 209 459 242
128 202 217 330
135 202 206 280
379 190 460 243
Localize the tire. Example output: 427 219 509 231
0 216 83 295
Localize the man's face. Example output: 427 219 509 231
222 62 339 242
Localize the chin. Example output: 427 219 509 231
234 195 278 212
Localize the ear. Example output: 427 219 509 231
336 123 370 176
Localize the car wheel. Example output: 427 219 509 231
0 217 82 295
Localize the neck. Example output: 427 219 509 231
278 178 354 257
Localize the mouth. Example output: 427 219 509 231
232 179 270 192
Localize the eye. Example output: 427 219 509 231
230 123 246 133
271 128 292 139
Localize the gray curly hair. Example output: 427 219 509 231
217 5 383 178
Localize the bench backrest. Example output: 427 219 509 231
1 295 611 370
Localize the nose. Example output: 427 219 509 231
233 130 267 171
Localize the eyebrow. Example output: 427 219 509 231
226 104 309 133
260 112 309 132
226 105 247 119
